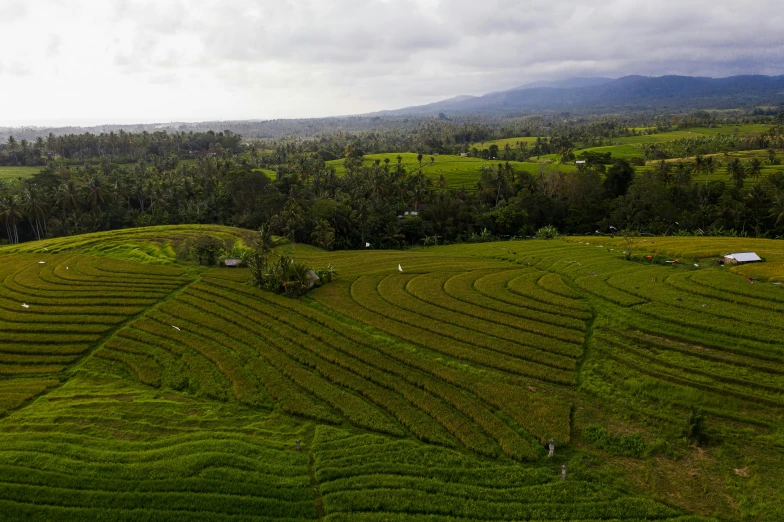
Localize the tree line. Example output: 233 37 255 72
0 130 244 166
3 135 784 247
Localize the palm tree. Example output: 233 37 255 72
352 198 371 247
704 156 716 185
20 186 47 240
655 161 672 186
437 174 448 190
86 176 107 210
379 223 404 249
20 139 29 164
727 159 746 189
693 155 705 184
673 163 692 189
7 136 18 165
0 195 23 244
247 224 286 287
768 190 784 230
492 164 509 206
746 157 763 181
310 219 335 250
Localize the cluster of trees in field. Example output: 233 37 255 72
0 130 244 166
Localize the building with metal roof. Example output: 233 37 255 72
723 252 762 264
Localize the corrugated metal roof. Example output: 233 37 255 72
724 252 762 262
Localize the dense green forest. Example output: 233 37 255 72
2 113 784 247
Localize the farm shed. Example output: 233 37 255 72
723 252 762 265
223 258 242 268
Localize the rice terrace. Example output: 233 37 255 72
0 224 781 520
5 2 784 518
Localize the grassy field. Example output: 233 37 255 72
0 166 43 181
472 125 779 166
0 225 783 519
326 153 574 188
577 127 776 163
475 136 541 150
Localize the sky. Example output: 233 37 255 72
2 0 783 127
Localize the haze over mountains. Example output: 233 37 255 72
3 75 784 141
374 75 784 116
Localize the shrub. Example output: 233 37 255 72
629 156 646 166
316 263 338 283
684 407 709 446
535 225 558 240
468 228 494 243
256 254 335 298
192 235 225 265
583 425 646 457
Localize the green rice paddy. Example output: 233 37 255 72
0 224 782 519
0 166 43 181
326 153 572 188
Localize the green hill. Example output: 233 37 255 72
0 225 782 520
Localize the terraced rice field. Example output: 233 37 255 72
312 427 701 521
0 252 192 416
0 225 782 519
0 373 316 521
0 224 260 264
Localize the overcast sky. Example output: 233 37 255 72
2 0 783 127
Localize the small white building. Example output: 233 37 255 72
724 252 762 265
223 258 242 268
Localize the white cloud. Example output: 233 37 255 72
1 0 783 126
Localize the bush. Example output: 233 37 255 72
535 225 559 240
583 425 646 457
192 235 225 265
684 407 709 446
629 156 646 166
255 254 335 298
315 263 338 283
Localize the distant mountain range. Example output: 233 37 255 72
373 75 784 116
4 75 784 141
